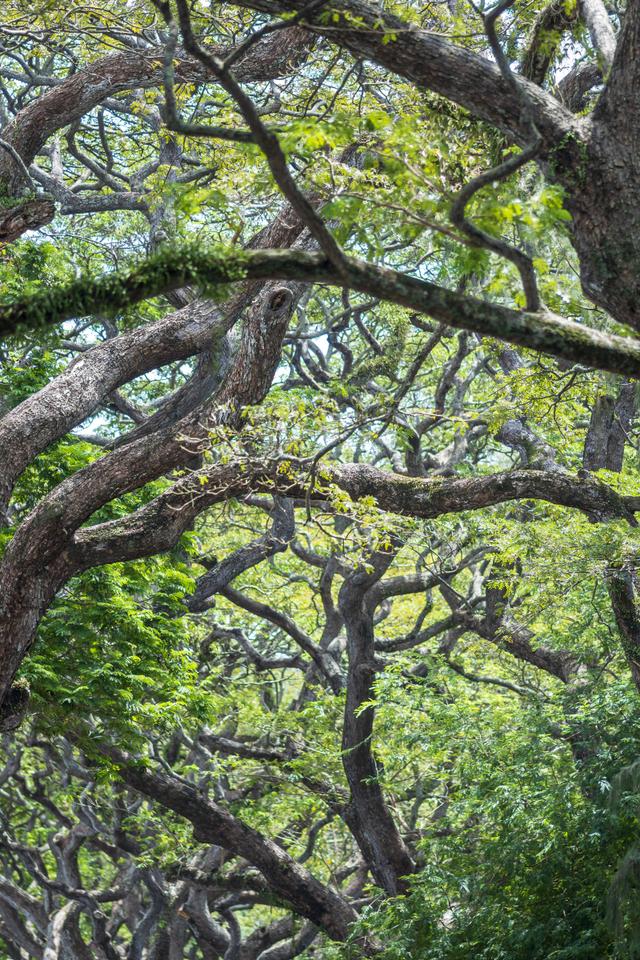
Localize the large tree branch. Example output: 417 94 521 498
85 742 359 944
226 0 581 149
448 607 577 681
0 223 308 518
0 299 226 517
0 28 311 191
521 0 578 85
0 27 311 241
607 567 640 692
594 0 639 125
3 248 640 379
0 259 303 724
579 0 616 72
1 457 637 728
70 460 639 575
583 380 636 472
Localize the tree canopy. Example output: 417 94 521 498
2 0 640 957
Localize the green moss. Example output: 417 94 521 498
0 242 251 338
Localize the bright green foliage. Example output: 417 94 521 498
2 0 640 957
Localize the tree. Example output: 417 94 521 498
2 0 640 955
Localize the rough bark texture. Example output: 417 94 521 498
227 0 640 332
608 569 640 692
101 746 359 943
584 382 636 471
3 1 640 951
338 556 416 894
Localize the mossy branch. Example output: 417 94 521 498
3 242 640 379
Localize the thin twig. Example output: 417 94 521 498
450 0 542 311
155 0 349 278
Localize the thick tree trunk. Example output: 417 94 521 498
560 128 640 331
583 381 636 471
339 560 416 894
607 569 640 693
